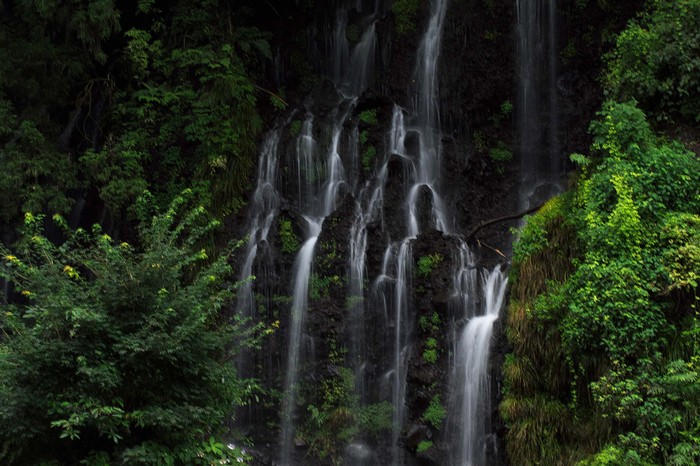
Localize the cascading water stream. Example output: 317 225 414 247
405 0 451 237
383 2 452 463
450 265 508 466
516 0 562 208
278 106 355 465
233 128 285 430
276 6 378 463
279 219 321 465
235 129 283 318
348 160 388 383
345 105 405 464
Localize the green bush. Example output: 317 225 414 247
304 367 392 463
362 145 377 172
504 100 700 465
416 440 433 453
358 109 378 126
0 192 260 464
279 217 300 253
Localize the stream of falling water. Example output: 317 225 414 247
516 0 562 208
449 265 509 465
237 0 513 463
277 4 379 463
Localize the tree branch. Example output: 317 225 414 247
466 203 545 242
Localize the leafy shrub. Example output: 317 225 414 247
416 440 433 453
423 337 439 364
304 367 392 463
504 100 700 465
0 192 260 464
362 145 377 172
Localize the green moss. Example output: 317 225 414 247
358 109 378 126
416 440 433 453
290 120 302 137
489 141 512 163
423 348 438 364
391 0 420 36
422 395 447 429
362 145 377 172
309 273 342 300
473 130 487 153
416 253 443 278
279 218 300 254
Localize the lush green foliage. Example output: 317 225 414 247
0 193 259 464
605 0 700 122
357 109 379 173
503 100 700 465
358 109 378 126
0 1 272 228
362 145 378 173
505 3 700 461
416 440 433 453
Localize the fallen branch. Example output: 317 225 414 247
466 203 545 242
476 240 507 260
253 84 289 108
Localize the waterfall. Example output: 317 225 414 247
361 1 455 463
406 0 451 235
235 129 283 319
348 161 389 386
516 0 562 208
279 220 321 465
449 265 508 466
276 6 377 463
233 127 284 430
237 0 513 463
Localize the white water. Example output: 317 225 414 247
348 160 389 379
385 2 453 462
450 266 508 465
405 0 451 235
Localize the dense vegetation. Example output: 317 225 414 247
0 0 275 230
502 1 700 464
0 193 264 464
0 1 276 463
